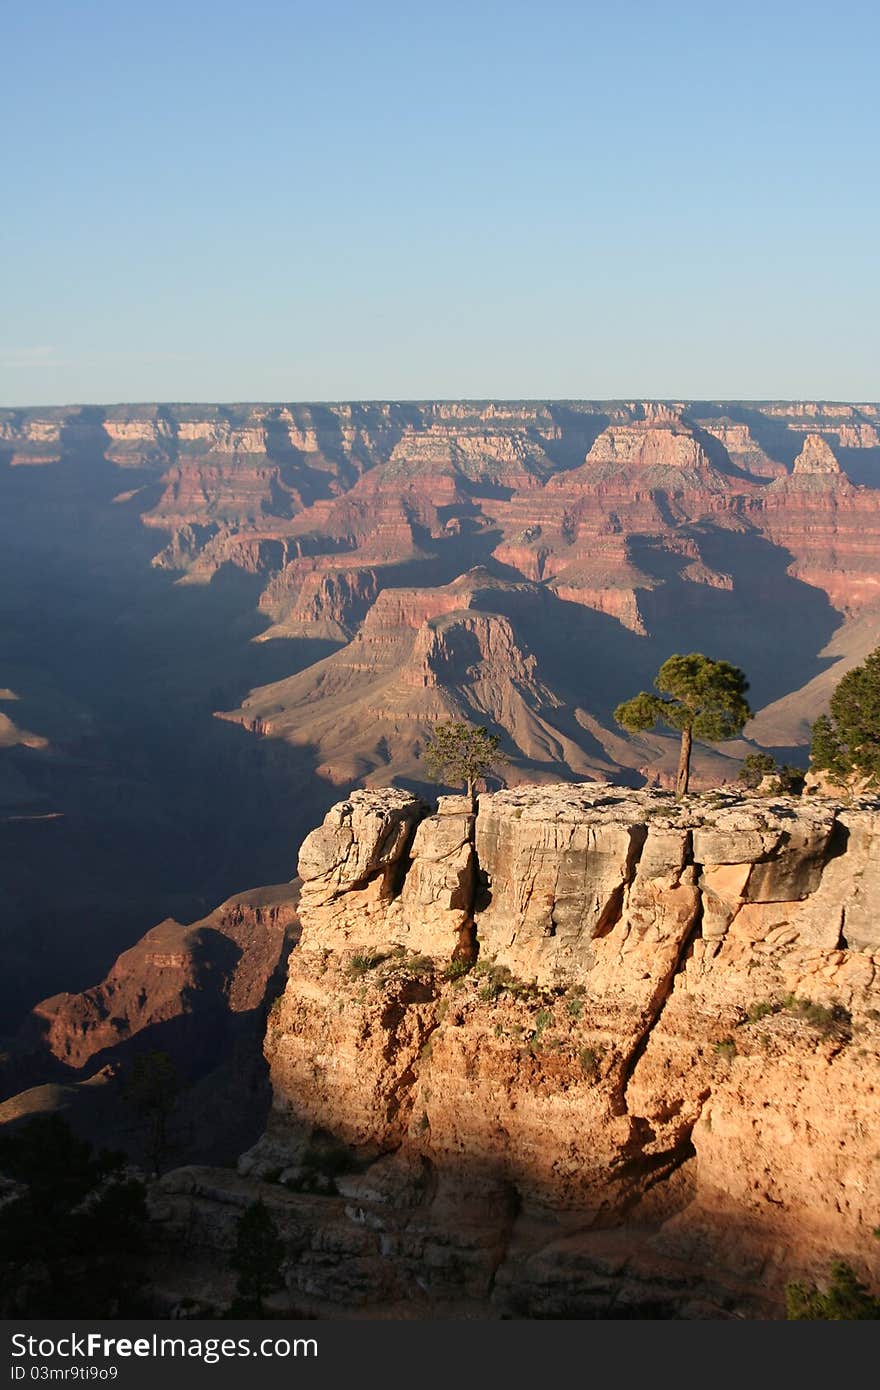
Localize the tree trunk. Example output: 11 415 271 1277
466 775 475 808
676 725 692 799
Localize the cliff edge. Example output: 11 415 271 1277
153 786 880 1318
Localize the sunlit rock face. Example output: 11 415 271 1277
148 785 880 1319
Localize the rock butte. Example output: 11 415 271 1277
145 785 880 1319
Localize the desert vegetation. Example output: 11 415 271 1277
422 720 507 802
810 646 880 789
614 653 751 797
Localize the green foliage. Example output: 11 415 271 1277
810 648 880 787
284 1140 353 1193
615 653 751 796
529 1009 553 1049
443 957 472 981
474 960 543 1003
738 752 806 795
712 1036 737 1061
777 764 806 794
125 1049 178 1112
614 653 751 741
810 714 845 780
578 1046 602 1081
781 995 852 1041
229 1200 285 1315
422 720 507 795
346 950 385 979
405 954 436 976
786 1260 880 1319
738 751 776 788
746 1000 775 1023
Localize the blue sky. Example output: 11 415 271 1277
2 0 878 405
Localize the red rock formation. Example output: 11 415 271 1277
217 572 616 788
258 560 382 639
0 885 301 1165
4 398 880 789
15 885 298 1077
760 467 880 613
696 418 785 478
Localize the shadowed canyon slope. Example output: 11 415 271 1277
0 884 300 1167
2 399 880 1019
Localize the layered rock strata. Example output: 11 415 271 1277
4 399 880 792
152 787 880 1318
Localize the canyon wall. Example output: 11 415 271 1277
151 787 880 1318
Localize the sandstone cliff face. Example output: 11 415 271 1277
761 469 880 612
152 787 880 1318
581 415 715 476
257 561 381 640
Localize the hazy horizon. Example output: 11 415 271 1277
4 394 880 412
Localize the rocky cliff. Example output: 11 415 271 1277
150 786 880 1318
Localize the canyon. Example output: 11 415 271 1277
3 399 880 1023
0 883 300 1168
2 398 880 1315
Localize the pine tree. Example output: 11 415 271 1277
809 647 880 787
229 1200 285 1315
422 721 506 803
123 1051 179 1176
614 653 751 798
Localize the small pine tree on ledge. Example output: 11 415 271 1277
738 751 805 795
614 653 751 799
227 1199 285 1317
422 720 507 803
